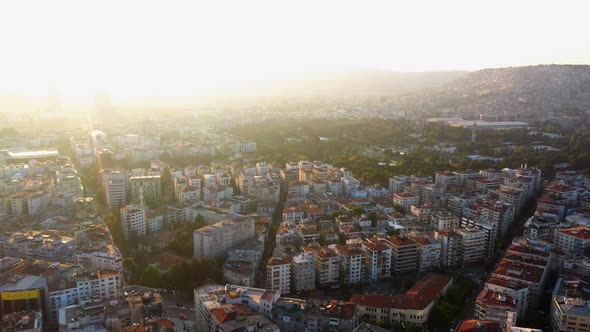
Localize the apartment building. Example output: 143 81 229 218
120 205 146 238
393 192 420 212
411 235 442 273
435 171 458 193
291 252 315 292
76 244 123 272
432 211 459 231
435 229 461 267
456 227 486 265
336 243 365 285
555 226 590 257
362 238 392 281
480 202 513 237
303 243 341 287
551 275 590 332
387 236 418 274
267 257 292 295
129 175 161 204
101 169 127 209
193 217 256 258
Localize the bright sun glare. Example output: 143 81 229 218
0 0 589 104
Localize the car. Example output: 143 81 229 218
179 314 187 320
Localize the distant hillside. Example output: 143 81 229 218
412 65 590 119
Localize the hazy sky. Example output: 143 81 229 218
0 0 588 103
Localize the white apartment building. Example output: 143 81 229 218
291 252 315 292
337 244 365 285
435 171 458 193
303 243 341 287
432 211 459 231
48 269 122 322
76 245 123 272
101 170 127 209
120 205 146 238
393 192 420 212
363 238 392 281
412 235 442 273
435 229 461 267
267 257 292 295
389 175 409 193
193 217 256 258
456 227 486 265
555 226 590 256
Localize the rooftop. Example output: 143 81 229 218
350 273 452 310
559 226 590 240
454 320 502 332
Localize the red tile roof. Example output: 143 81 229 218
547 184 576 193
323 300 356 320
211 307 236 324
455 320 502 332
267 257 293 266
476 289 516 310
493 259 545 283
350 273 452 310
559 226 590 240
394 192 419 199
387 236 417 247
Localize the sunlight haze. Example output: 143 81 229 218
0 0 588 104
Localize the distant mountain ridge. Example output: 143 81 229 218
409 64 590 118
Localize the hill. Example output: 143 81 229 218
407 64 590 120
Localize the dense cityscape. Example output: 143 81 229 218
1 1 589 331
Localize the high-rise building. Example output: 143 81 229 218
387 236 418 274
456 227 486 265
302 243 341 287
267 257 292 295
291 252 316 292
435 229 461 267
120 205 146 238
336 243 365 285
362 237 392 281
129 175 161 204
101 169 127 209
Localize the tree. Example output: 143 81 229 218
429 300 456 328
123 258 140 284
332 211 344 221
194 214 207 228
169 216 207 257
319 234 327 246
351 207 366 216
393 204 406 214
369 212 378 227
140 265 165 288
105 212 126 253
337 232 348 245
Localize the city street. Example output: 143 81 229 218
161 292 196 331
